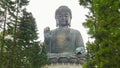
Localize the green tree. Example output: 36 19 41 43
0 0 29 68
39 44 48 67
18 9 47 68
79 0 120 68
0 0 47 67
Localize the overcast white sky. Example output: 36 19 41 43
27 0 90 46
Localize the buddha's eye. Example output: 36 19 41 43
59 15 62 17
65 15 68 17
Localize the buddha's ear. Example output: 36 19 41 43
68 18 71 27
56 19 59 27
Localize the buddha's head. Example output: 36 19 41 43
55 6 72 27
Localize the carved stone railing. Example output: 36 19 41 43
42 63 82 68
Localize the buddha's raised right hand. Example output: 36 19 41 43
44 27 51 45
44 26 50 33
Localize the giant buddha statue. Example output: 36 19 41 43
44 5 86 64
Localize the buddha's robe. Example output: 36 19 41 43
44 27 84 53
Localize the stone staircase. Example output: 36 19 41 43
42 63 82 68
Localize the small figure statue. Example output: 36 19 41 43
44 5 86 63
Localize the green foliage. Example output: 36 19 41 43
0 0 47 68
18 9 47 68
79 0 120 68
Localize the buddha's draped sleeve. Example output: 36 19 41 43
44 31 52 52
75 30 84 48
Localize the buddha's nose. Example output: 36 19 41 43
61 16 66 20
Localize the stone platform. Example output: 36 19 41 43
42 63 82 68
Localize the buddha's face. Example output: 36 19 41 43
56 12 71 27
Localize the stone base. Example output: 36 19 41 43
42 63 82 68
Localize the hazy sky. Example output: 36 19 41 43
27 0 90 46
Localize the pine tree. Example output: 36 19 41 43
18 9 47 68
79 0 120 68
0 0 29 67
0 0 47 67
